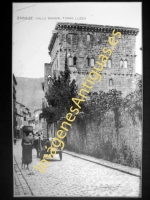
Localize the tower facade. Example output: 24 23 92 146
47 22 139 97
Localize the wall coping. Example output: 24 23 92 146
48 22 139 53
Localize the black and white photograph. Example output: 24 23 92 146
13 2 142 197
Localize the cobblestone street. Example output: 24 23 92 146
14 139 141 197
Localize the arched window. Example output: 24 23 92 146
104 62 108 68
68 56 73 66
87 34 90 41
103 57 108 68
73 56 77 65
120 59 123 68
87 57 90 67
124 59 128 68
108 59 112 68
91 58 95 67
109 78 113 86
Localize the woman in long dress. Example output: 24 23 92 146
21 131 33 169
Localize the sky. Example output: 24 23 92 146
13 2 142 78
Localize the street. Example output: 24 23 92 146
14 139 141 197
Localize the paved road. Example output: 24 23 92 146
14 139 141 197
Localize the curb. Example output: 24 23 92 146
63 150 141 178
14 156 34 196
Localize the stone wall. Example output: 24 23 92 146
50 27 137 97
44 24 141 168
65 110 142 168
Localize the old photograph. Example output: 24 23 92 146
13 2 142 197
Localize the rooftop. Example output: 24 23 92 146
48 22 139 53
16 101 25 107
55 22 139 32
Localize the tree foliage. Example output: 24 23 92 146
123 78 142 125
43 54 78 123
80 77 142 133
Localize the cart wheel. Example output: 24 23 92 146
59 152 62 160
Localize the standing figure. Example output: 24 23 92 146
37 133 43 157
21 131 33 169
40 138 52 160
33 132 44 158
33 133 39 157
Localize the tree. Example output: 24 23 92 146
43 53 78 123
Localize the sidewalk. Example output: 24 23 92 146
13 139 37 196
14 156 33 196
63 150 141 177
13 140 140 197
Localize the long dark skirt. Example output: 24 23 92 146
22 144 32 165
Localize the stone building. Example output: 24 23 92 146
28 116 35 130
16 103 29 127
42 22 140 138
46 22 139 97
15 101 33 137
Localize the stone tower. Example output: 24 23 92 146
47 22 139 97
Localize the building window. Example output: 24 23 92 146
24 117 26 121
73 56 77 65
91 58 95 67
124 59 128 68
104 62 108 68
87 57 90 67
108 59 112 68
109 78 113 86
120 59 123 68
68 56 73 66
47 74 51 85
87 34 90 41
103 57 108 68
